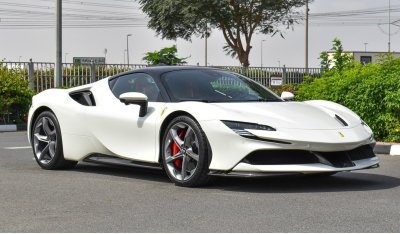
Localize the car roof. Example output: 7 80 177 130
122 66 222 77
106 66 229 102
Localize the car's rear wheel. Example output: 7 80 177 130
162 116 211 187
32 111 77 170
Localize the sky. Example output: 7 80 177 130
0 0 399 68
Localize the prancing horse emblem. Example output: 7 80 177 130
339 132 345 138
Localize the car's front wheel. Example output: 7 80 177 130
162 116 211 187
31 111 77 170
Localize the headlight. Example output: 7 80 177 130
361 120 373 134
221 120 275 138
361 120 374 140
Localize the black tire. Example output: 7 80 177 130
307 172 338 177
162 116 211 187
31 111 77 170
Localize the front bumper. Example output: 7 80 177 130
209 158 379 178
200 120 376 171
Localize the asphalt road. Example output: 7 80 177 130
1 131 400 232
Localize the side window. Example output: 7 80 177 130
110 73 162 102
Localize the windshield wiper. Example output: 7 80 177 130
236 98 281 102
178 99 212 103
257 98 282 102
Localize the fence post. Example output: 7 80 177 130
28 59 35 90
282 65 287 85
241 66 248 76
90 60 96 83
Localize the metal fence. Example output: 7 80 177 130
215 66 321 87
1 60 321 93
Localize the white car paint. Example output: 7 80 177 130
27 75 378 174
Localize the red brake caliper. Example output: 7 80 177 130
171 130 185 169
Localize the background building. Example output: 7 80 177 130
328 51 400 65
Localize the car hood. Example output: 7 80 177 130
209 101 361 130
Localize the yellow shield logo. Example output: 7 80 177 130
338 132 345 138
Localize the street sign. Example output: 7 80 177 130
271 76 283 86
73 57 105 65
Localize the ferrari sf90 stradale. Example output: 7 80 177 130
28 67 379 186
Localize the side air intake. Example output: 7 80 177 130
70 91 96 106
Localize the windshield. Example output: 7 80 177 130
161 69 282 103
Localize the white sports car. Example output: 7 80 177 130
28 66 379 187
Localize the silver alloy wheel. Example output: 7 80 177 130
33 117 57 165
164 122 200 181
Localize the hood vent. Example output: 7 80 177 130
335 114 348 126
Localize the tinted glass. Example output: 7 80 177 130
161 69 282 102
110 73 161 102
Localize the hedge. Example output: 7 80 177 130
0 65 34 124
295 56 400 142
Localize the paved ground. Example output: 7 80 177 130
1 131 400 232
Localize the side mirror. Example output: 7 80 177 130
281 91 295 101
119 92 148 117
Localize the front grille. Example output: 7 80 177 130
242 145 376 168
346 145 375 161
314 151 354 167
244 150 319 165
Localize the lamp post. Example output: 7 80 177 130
55 0 62 87
364 43 368 52
388 0 391 52
204 23 208 66
205 33 208 67
126 34 132 66
261 40 266 67
104 48 108 63
64 53 69 63
305 0 309 71
123 49 127 64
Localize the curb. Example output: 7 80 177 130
0 124 27 132
374 142 400 156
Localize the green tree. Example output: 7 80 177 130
331 38 353 72
319 38 353 73
139 0 307 67
319 51 330 71
142 45 188 65
223 43 238 59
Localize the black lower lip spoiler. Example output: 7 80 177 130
208 163 380 178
